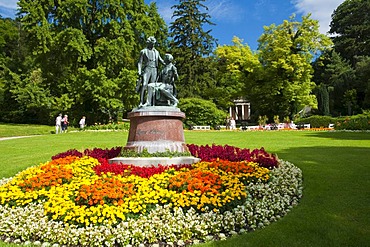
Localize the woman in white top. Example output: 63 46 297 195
55 114 62 134
230 117 236 130
79 116 86 129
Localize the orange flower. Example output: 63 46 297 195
19 164 73 191
75 177 136 206
169 169 222 194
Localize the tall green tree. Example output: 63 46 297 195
354 56 370 109
312 50 355 116
329 0 370 65
15 0 166 123
168 0 217 98
0 17 19 64
0 17 18 119
0 16 36 123
256 14 332 119
214 36 261 110
313 0 370 115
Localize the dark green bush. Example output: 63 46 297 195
178 98 227 129
295 115 336 128
335 113 370 130
296 113 370 130
84 122 130 131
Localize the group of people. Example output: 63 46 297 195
55 114 86 134
55 114 69 134
136 36 179 107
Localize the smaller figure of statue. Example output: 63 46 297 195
136 36 165 107
147 53 179 107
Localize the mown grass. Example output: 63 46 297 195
0 123 78 137
0 129 369 247
0 123 51 137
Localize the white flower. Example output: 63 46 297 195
205 235 214 241
193 239 200 245
219 233 227 240
177 239 185 246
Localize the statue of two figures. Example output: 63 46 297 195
136 36 179 108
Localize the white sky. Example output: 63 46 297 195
0 0 18 9
292 0 345 34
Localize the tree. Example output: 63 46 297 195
214 37 261 110
256 14 333 119
312 50 363 116
0 16 36 123
354 56 370 109
343 88 358 115
0 17 19 63
329 0 370 65
14 0 166 123
326 0 370 114
0 17 19 121
168 0 217 98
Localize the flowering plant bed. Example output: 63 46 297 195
0 144 302 246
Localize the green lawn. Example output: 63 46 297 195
0 123 78 137
0 130 369 247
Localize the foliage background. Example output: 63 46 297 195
0 0 369 126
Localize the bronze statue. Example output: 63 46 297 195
147 53 179 107
137 36 164 107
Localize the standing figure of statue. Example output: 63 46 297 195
147 53 179 107
136 36 165 107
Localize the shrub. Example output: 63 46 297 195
335 113 370 130
179 98 227 129
84 122 130 131
295 115 336 128
295 113 370 130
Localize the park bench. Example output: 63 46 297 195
191 125 211 130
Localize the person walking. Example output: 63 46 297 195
79 116 86 129
55 113 62 134
61 115 69 133
230 117 236 130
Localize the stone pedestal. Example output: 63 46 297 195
109 156 200 167
124 106 188 153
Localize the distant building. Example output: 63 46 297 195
229 99 250 121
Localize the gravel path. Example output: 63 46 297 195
0 136 38 141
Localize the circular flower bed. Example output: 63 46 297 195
0 144 303 246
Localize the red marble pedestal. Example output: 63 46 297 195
124 107 188 153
